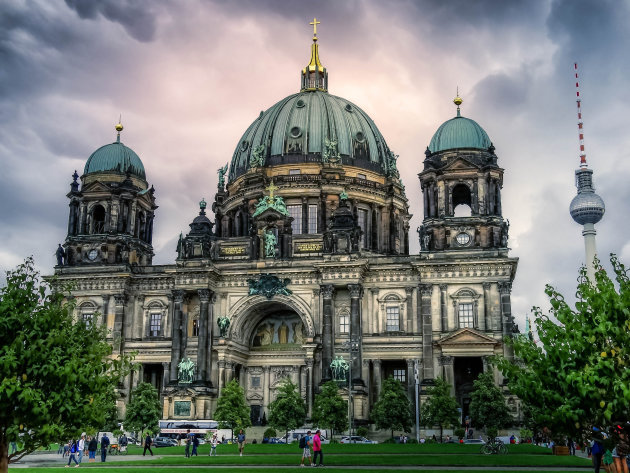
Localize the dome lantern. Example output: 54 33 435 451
301 18 328 92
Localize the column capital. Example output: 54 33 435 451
498 282 512 294
405 286 414 296
217 360 226 369
320 284 335 299
305 358 314 367
101 294 110 304
482 282 492 291
406 359 415 368
172 289 185 303
362 359 371 368
439 283 448 292
113 293 127 306
198 289 212 302
438 355 453 366
264 365 271 373
419 284 432 296
372 359 381 368
348 283 363 298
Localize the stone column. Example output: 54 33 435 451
372 359 382 399
439 284 448 332
162 361 170 386
348 284 363 383
406 359 415 400
306 359 314 418
217 361 226 393
419 284 434 380
206 292 216 385
196 289 211 383
362 359 371 404
482 282 491 332
101 294 110 327
170 290 185 382
113 294 126 353
405 287 414 333
321 285 335 380
439 355 454 393
499 282 514 360
263 366 271 414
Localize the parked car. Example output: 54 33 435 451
340 436 377 444
153 436 178 447
463 439 485 444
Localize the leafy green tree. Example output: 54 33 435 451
125 383 161 444
372 377 413 439
420 377 460 442
214 379 251 440
496 256 630 442
101 388 122 432
469 371 512 439
311 380 348 439
0 258 133 473
268 379 306 440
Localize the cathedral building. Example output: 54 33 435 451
53 23 519 426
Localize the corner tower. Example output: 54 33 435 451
62 123 157 266
418 95 508 252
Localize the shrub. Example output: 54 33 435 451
454 427 465 440
356 426 369 438
263 428 277 439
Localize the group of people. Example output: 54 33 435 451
298 429 324 467
60 433 110 467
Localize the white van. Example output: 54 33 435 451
280 429 329 444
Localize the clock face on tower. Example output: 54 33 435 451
87 249 98 261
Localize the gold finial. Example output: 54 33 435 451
453 88 463 116
310 17 320 39
115 122 123 132
265 180 279 201
115 116 123 142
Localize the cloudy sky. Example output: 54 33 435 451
1 0 629 330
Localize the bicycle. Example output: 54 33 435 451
481 439 508 455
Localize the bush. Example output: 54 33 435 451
356 426 369 438
486 427 498 441
263 428 277 439
454 428 465 440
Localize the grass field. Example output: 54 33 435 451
23 469 592 473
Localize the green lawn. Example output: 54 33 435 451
25 470 590 473
106 452 589 468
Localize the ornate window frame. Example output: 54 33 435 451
338 306 350 335
144 299 168 338
450 288 480 330
378 292 405 334
78 300 97 326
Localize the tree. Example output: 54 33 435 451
125 383 161 444
0 258 133 473
468 371 512 440
268 379 306 440
372 377 413 439
420 377 460 442
214 379 251 440
311 381 348 439
496 256 630 442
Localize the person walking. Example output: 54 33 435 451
100 433 110 463
66 439 79 467
591 429 605 473
312 429 323 467
209 433 218 456
300 430 312 467
185 429 192 458
143 433 153 456
613 424 629 473
77 434 85 464
87 436 97 462
237 429 246 457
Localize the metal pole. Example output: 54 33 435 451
414 360 420 443
348 349 352 438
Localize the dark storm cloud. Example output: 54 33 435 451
64 0 162 42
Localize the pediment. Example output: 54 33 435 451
443 157 479 172
81 180 112 193
246 393 263 401
435 328 499 347
253 207 290 221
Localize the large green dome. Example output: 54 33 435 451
84 127 146 180
228 90 394 182
428 114 492 154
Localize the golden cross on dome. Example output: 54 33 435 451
266 180 279 200
310 17 320 37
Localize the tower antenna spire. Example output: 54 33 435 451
574 63 587 169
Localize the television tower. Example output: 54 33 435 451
569 63 605 281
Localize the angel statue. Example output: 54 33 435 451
217 163 228 190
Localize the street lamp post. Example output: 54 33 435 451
342 338 360 438
414 360 421 443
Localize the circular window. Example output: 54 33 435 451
290 126 302 138
355 131 365 142
296 99 306 108
240 140 249 151
456 232 471 246
345 104 353 112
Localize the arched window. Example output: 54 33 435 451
450 288 480 329
92 205 106 234
145 300 167 338
78 301 98 326
452 184 472 217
